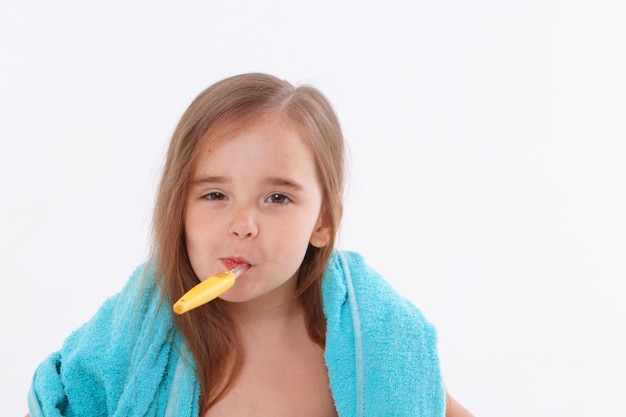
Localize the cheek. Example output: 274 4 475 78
183 210 199 251
184 204 218 240
267 213 319 255
183 206 217 269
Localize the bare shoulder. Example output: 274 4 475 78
446 391 474 417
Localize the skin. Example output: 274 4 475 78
446 391 474 417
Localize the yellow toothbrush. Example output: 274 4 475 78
173 263 250 314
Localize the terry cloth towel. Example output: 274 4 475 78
28 264 200 417
29 250 445 416
323 251 445 417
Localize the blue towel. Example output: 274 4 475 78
29 250 444 416
323 251 445 417
28 264 200 417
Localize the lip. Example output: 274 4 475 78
221 257 251 271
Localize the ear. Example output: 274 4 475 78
309 211 332 248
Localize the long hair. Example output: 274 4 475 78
151 73 345 411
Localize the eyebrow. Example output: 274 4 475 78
190 175 228 186
265 176 304 190
190 175 304 190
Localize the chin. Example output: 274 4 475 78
217 291 256 304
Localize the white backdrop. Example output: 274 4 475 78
2 1 625 416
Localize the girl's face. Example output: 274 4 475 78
184 116 330 308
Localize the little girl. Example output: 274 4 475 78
27 73 472 416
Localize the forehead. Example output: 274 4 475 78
193 115 318 178
200 112 307 152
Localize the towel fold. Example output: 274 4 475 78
28 264 199 417
323 251 445 417
29 251 444 416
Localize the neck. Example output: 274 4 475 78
227 293 302 324
228 298 306 348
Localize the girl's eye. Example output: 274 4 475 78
203 191 227 201
266 193 291 205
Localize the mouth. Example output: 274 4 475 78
221 257 251 271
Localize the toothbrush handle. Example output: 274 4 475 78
173 271 236 314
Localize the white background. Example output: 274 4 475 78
2 1 625 416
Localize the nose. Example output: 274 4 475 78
228 206 259 239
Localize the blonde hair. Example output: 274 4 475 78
151 73 345 411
